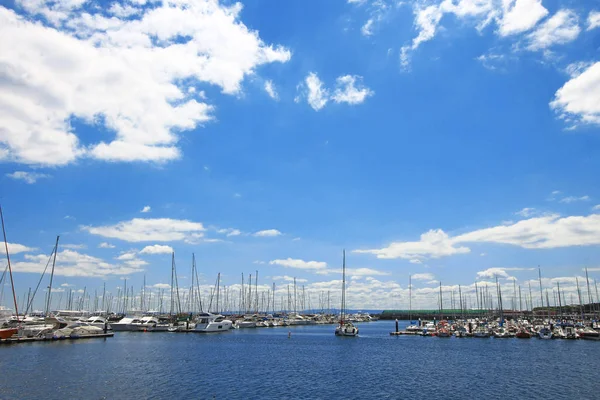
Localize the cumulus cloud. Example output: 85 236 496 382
12 249 144 277
353 229 470 260
217 228 242 237
296 72 372 110
269 258 327 271
272 276 308 283
152 283 171 289
83 218 205 242
140 244 174 254
355 213 600 260
253 229 282 237
588 11 600 30
525 10 580 51
411 273 434 281
299 72 328 111
5 171 51 184
141 206 151 213
0 1 290 165
497 0 548 36
551 62 600 127
98 242 115 249
331 75 374 105
6 243 36 254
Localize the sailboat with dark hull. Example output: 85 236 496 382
335 250 358 337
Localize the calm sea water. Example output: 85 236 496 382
1 320 599 399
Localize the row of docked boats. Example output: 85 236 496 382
392 318 600 340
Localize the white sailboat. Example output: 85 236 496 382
335 250 358 337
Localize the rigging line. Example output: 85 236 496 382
26 244 57 315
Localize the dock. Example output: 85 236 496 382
0 332 114 344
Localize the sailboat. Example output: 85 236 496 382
0 206 19 340
335 250 358 337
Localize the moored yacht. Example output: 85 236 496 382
193 313 233 333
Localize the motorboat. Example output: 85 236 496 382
193 313 233 332
538 327 552 339
110 316 143 331
578 327 600 340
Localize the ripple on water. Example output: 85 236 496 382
1 322 599 399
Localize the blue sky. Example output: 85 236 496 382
0 0 599 311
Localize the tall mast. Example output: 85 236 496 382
439 281 443 320
409 274 412 322
45 235 60 316
216 272 220 314
538 266 543 310
458 284 463 319
272 282 275 314
576 277 584 320
0 206 19 323
557 282 563 319
585 268 593 308
341 250 346 323
255 270 258 314
170 253 175 316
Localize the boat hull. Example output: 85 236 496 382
0 327 18 339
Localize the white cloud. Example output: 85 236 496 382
411 273 434 280
331 75 373 105
515 207 536 217
269 258 327 271
272 275 308 283
409 259 422 264
152 283 171 289
6 243 36 254
141 206 151 213
264 80 278 100
454 214 600 249
476 267 535 279
303 72 328 111
5 171 51 184
353 229 470 259
253 229 282 237
0 2 290 165
593 205 600 212
253 260 266 265
139 244 173 254
98 242 115 249
476 53 506 71
525 10 580 51
588 11 600 31
83 218 205 242
551 62 600 126
60 283 74 287
12 249 143 277
356 213 600 260
559 195 590 203
116 251 137 261
497 0 548 36
361 18 374 36
217 228 242 237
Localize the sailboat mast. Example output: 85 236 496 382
538 266 543 310
216 272 220 314
341 250 346 323
45 235 60 316
0 206 19 323
409 274 412 322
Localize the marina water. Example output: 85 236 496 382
2 320 599 399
